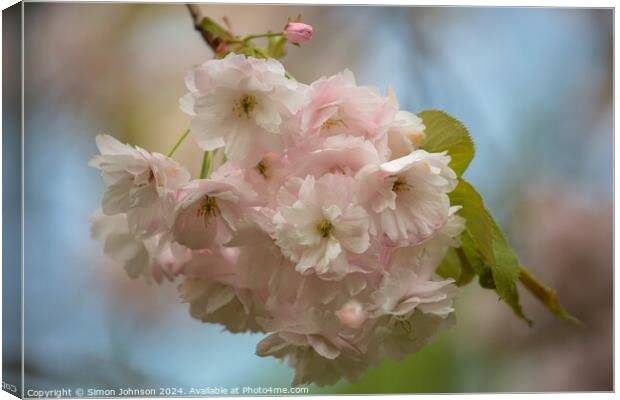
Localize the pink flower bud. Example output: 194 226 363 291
335 301 368 329
283 22 313 44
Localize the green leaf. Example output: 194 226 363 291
267 36 288 59
418 110 475 176
459 232 485 275
237 46 257 57
448 180 494 265
448 179 530 325
200 17 231 40
449 178 579 325
461 232 494 288
436 248 461 281
488 216 532 326
477 266 496 289
454 247 476 286
436 246 475 286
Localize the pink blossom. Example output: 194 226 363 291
285 134 382 179
357 150 458 245
89 134 190 237
283 22 313 44
90 209 191 283
385 86 426 159
180 53 308 165
172 176 257 250
91 55 468 387
299 70 396 146
272 173 370 279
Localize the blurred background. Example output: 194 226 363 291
5 2 612 394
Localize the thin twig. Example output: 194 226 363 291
186 4 224 55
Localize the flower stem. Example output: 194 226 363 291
243 32 283 41
518 266 582 325
199 151 214 179
167 128 191 157
253 46 269 59
227 32 283 45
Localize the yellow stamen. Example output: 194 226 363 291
316 219 335 238
329 165 346 175
392 178 411 192
196 195 220 223
232 94 258 118
321 118 346 131
255 160 269 179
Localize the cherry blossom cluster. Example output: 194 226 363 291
90 53 465 386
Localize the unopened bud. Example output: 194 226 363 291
283 22 313 44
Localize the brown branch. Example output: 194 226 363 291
186 4 224 55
